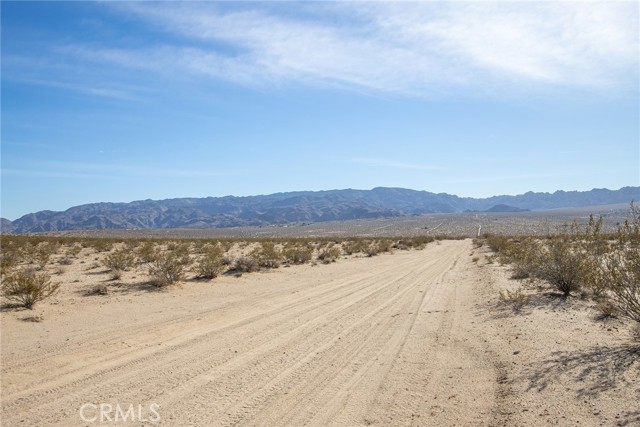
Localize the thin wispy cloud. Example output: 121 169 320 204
1 161 227 180
7 77 141 101
76 1 638 97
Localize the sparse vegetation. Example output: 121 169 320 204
103 248 136 272
195 244 225 279
587 205 640 324
233 256 260 273
251 242 283 269
317 246 341 264
482 204 640 326
148 251 190 287
498 287 528 312
282 244 313 265
2 270 59 309
0 233 440 301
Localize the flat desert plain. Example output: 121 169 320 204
1 239 638 426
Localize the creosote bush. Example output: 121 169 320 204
484 205 640 327
195 244 225 279
2 270 59 309
148 251 190 287
103 248 136 272
233 256 260 273
251 242 282 269
317 246 341 264
283 244 313 265
534 228 586 296
136 241 158 263
590 206 640 323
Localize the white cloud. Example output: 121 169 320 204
74 2 640 96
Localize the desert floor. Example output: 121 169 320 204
1 239 638 426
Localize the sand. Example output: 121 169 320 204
1 239 638 426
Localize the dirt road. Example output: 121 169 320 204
3 240 635 426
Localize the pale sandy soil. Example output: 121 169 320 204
1 240 638 426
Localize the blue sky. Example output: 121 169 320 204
1 1 638 220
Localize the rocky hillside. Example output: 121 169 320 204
2 186 638 233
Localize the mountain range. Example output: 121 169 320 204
2 186 638 234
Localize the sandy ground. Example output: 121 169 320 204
1 240 638 426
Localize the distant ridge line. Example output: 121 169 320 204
2 186 638 233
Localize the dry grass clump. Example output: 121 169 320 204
2 269 59 309
498 287 529 312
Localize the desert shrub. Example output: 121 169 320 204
65 244 82 258
364 242 381 257
251 242 282 269
376 239 393 253
103 248 136 272
166 241 191 257
234 256 260 273
0 249 19 276
195 244 225 279
506 238 542 279
592 205 640 323
498 287 529 312
88 239 114 253
408 236 435 249
343 240 366 255
148 251 190 287
317 246 341 264
484 234 512 254
22 242 56 270
533 229 585 296
283 244 313 265
58 256 74 265
89 284 108 296
136 241 158 263
581 215 611 297
2 270 59 309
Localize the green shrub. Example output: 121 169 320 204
136 241 158 263
148 251 190 287
283 244 313 264
595 205 640 323
343 240 366 255
317 246 341 264
195 244 225 279
251 242 282 269
2 270 59 309
533 231 585 296
103 248 136 272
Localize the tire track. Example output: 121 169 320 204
1 241 497 427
